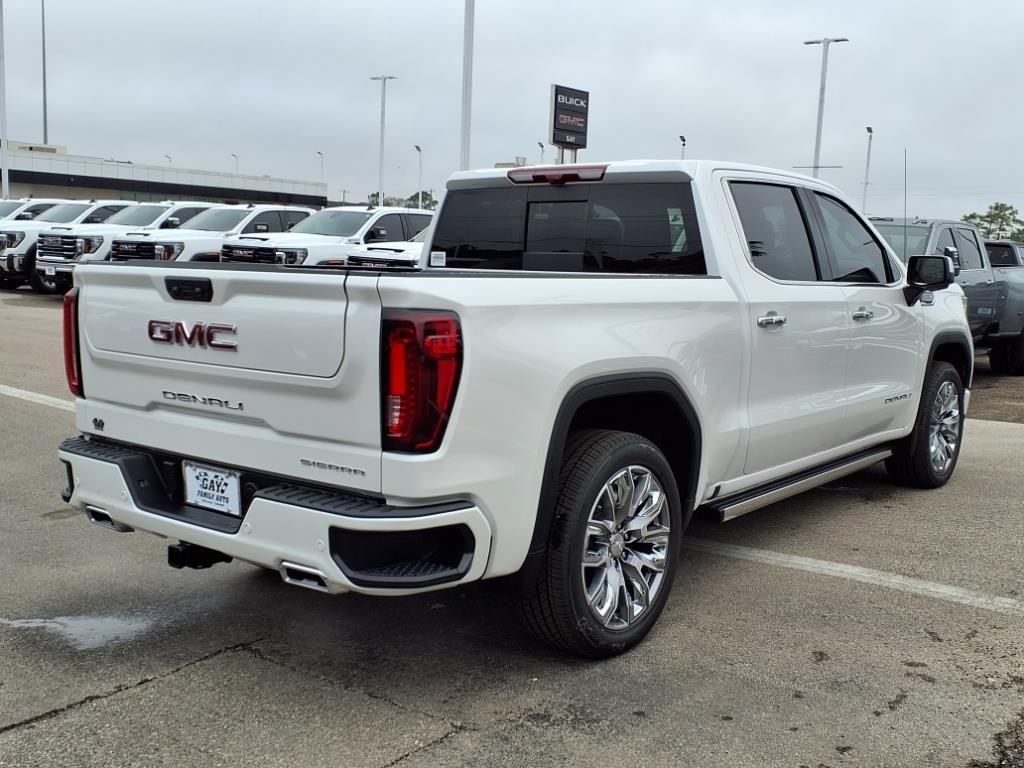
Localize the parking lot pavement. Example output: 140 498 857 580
2 292 1023 767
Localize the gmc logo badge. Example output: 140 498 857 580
148 320 237 350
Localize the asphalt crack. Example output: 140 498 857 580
0 639 262 736
967 709 1024 768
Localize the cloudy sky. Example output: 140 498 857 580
1 0 1018 216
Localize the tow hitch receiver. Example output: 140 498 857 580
167 542 232 570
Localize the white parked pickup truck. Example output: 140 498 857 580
109 204 313 264
219 205 432 266
58 160 972 657
1 200 134 293
35 201 215 293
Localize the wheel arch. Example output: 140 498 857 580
518 373 702 589
929 331 973 389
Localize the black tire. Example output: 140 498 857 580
1005 334 1024 376
0 276 19 290
886 362 964 488
989 343 1011 375
25 246 58 295
519 429 683 658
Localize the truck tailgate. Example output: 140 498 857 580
74 264 383 493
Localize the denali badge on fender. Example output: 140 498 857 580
148 320 237 350
162 391 244 411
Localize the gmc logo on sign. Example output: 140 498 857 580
148 320 237 350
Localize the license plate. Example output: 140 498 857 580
183 461 241 516
44 266 56 276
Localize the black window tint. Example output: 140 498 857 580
815 194 890 283
168 207 206 227
26 203 54 215
934 227 956 256
368 214 404 242
433 183 705 274
954 228 983 270
88 205 125 223
986 243 1017 267
432 187 527 268
731 183 818 281
242 211 284 233
281 209 309 230
404 214 433 238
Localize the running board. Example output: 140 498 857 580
701 447 894 522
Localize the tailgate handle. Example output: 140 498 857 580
165 277 213 302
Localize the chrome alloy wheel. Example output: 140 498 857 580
928 380 960 474
581 465 671 631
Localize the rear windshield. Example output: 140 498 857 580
105 204 169 226
35 203 91 223
986 243 1019 267
180 208 248 231
873 224 929 263
431 182 706 274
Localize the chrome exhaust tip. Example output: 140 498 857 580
85 506 133 533
279 561 329 593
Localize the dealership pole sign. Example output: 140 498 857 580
549 84 589 152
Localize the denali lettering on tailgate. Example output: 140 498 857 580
162 391 244 411
148 320 237 350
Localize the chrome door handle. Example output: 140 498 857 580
756 313 787 328
985 279 995 285
851 308 874 321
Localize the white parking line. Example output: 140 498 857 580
685 537 1024 617
0 384 74 412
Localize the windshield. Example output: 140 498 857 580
0 201 24 218
874 224 930 263
35 203 91 223
290 209 372 237
986 243 1020 267
105 204 169 226
179 208 247 231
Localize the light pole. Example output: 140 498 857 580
370 75 396 206
341 189 348 204
414 144 423 209
537 142 544 165
679 135 686 160
41 0 47 144
804 37 848 178
0 0 9 199
315 150 324 183
861 126 874 214
459 0 474 170
164 154 172 165
230 153 238 174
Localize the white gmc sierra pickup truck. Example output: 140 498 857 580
58 160 972 657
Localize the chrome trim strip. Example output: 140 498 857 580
712 448 893 522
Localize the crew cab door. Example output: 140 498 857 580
948 226 995 337
808 192 921 438
727 180 851 476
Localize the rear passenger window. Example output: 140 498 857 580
404 213 433 238
731 183 818 282
814 194 890 283
987 243 1017 267
281 209 309 230
432 183 705 274
954 228 984 270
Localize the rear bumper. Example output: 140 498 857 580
59 436 492 596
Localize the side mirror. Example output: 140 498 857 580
942 246 962 276
254 223 269 233
905 254 955 306
366 227 389 242
162 217 181 230
15 211 34 220
85 216 103 224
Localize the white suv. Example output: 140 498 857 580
109 204 313 263
35 201 215 292
219 206 432 265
